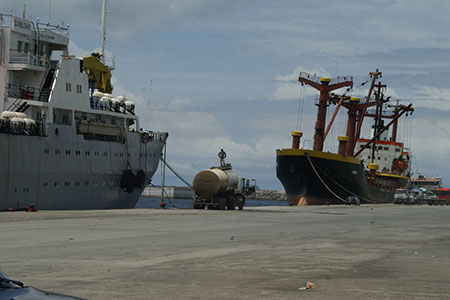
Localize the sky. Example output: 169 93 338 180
3 0 450 190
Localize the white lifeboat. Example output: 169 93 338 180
125 100 135 113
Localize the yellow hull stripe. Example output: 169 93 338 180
376 173 408 179
276 148 360 165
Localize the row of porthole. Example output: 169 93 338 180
42 148 155 158
360 146 402 153
374 183 396 191
44 149 113 157
13 187 30 193
42 180 116 188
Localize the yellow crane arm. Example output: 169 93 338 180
82 55 113 94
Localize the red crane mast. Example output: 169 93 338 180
298 72 353 152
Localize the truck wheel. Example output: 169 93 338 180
226 198 235 210
218 198 226 210
237 195 245 210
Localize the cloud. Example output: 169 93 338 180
413 86 450 111
272 66 327 101
168 96 194 111
68 40 90 57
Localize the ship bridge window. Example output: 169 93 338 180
395 148 401 152
76 84 82 93
384 147 388 150
62 115 69 124
65 83 72 92
24 42 29 53
17 41 23 52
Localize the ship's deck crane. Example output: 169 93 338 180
82 53 113 94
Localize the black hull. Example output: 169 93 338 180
276 149 408 205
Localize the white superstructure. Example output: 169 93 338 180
355 138 411 176
0 14 167 210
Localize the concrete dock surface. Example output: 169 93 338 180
1 205 450 299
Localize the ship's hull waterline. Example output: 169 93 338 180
0 125 166 210
276 149 408 205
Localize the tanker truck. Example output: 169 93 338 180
192 149 256 210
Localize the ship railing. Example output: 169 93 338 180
298 72 322 84
298 71 353 86
9 50 50 68
329 75 353 85
7 83 42 102
36 23 69 37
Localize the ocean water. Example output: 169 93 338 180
136 197 288 209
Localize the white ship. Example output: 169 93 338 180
0 10 167 210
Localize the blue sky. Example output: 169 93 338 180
3 0 450 189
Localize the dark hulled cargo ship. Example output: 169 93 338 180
276 70 413 205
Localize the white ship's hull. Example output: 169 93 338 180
0 124 167 210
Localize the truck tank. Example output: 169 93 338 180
192 168 239 199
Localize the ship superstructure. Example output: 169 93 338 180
0 13 167 210
276 70 413 205
410 175 442 192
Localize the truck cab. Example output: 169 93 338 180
394 188 410 205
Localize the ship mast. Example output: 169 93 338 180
298 72 353 152
100 0 107 64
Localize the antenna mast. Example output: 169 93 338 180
22 1 26 18
100 0 107 63
145 80 153 130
